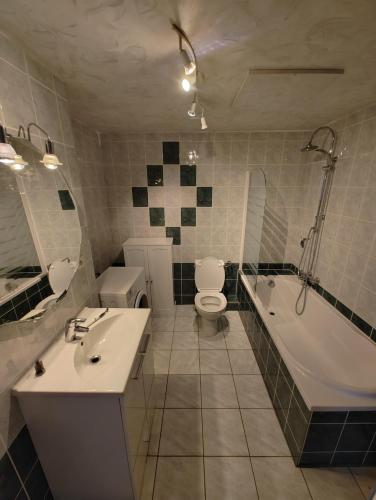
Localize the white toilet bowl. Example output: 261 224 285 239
194 257 227 336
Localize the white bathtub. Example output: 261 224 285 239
241 273 376 410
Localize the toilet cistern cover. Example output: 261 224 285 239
48 259 77 295
195 256 225 291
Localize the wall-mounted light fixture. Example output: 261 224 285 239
27 122 63 170
0 123 17 165
10 154 28 171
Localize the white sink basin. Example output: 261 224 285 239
13 307 151 395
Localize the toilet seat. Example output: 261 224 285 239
195 291 227 313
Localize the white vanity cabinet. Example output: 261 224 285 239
123 238 174 314
13 308 155 500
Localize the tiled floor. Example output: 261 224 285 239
143 307 376 500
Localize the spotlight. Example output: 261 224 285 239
181 78 191 92
180 49 196 75
10 154 28 171
188 96 197 117
40 138 62 170
201 113 208 130
0 124 16 165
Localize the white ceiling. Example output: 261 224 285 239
1 0 376 133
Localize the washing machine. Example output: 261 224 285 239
96 266 148 308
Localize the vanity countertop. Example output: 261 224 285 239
13 307 151 396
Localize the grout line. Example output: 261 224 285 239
329 411 349 465
349 468 369 500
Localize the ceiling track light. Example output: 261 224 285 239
188 94 197 117
201 110 208 131
26 122 63 170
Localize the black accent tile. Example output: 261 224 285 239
163 141 179 164
182 279 196 295
16 490 29 500
173 263 182 279
28 291 43 309
58 190 75 210
0 308 17 325
197 187 212 207
182 263 195 279
180 165 196 186
337 423 376 451
147 165 163 186
284 422 301 462
132 187 148 207
8 427 37 481
351 313 372 336
181 207 196 226
14 300 32 321
166 227 181 245
174 295 182 305
300 452 333 467
335 301 352 320
322 289 336 306
364 452 376 465
311 412 347 424
25 461 49 500
332 451 365 466
287 396 310 451
181 295 195 305
11 291 27 307
275 371 292 413
347 411 376 423
292 386 310 422
173 280 182 296
226 302 239 311
0 453 22 500
304 424 343 452
149 207 165 226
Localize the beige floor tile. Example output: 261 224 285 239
151 374 167 408
202 409 248 456
252 457 311 500
228 349 260 374
205 457 258 500
199 332 227 349
169 350 200 374
176 305 197 317
159 409 203 456
242 409 290 456
152 333 173 350
154 457 205 500
165 375 201 408
200 350 231 374
224 330 251 349
234 375 272 408
201 375 238 408
153 350 171 374
174 316 198 332
152 316 175 332
141 456 157 500
303 467 366 500
148 409 163 456
351 466 376 498
172 332 199 350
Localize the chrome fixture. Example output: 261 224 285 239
27 122 63 170
34 359 46 377
0 124 17 165
65 317 88 342
295 126 338 315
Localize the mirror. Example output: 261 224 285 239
0 137 81 325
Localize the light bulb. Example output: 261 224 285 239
188 101 196 117
40 153 62 170
181 78 191 92
10 154 28 171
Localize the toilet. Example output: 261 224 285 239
36 258 77 310
194 256 227 335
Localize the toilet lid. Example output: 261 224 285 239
48 259 77 294
195 256 225 291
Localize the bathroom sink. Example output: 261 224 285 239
74 315 127 381
13 307 151 395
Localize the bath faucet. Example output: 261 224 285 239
65 318 88 343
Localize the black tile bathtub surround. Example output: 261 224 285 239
245 262 376 344
162 141 179 164
0 275 52 325
0 426 51 499
180 164 196 186
237 277 376 468
147 165 163 186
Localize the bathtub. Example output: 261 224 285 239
238 272 376 467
